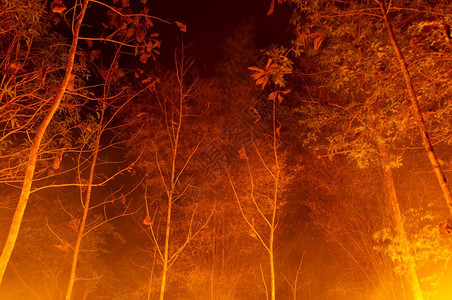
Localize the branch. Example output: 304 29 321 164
226 169 270 253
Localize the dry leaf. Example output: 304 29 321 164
267 0 275 15
268 92 276 100
54 241 71 252
90 49 101 61
143 215 152 226
69 218 80 232
86 39 93 49
136 26 145 43
239 147 248 160
140 54 148 64
51 0 67 13
126 27 135 39
67 74 75 91
52 148 65 170
176 21 187 32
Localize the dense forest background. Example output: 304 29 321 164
1 0 452 299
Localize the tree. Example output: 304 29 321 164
0 0 181 288
63 60 144 299
125 45 212 299
283 0 452 298
232 48 293 299
0 0 91 284
376 0 452 219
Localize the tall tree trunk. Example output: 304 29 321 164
65 104 105 300
147 231 159 300
0 0 90 285
378 142 423 300
378 0 452 216
269 230 276 300
159 53 186 300
269 97 279 300
159 192 172 300
210 213 216 300
268 176 278 300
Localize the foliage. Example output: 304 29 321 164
282 2 451 160
373 201 452 298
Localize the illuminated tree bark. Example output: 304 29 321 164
228 98 281 300
64 102 105 300
64 51 145 298
152 49 209 300
378 0 452 216
269 99 280 300
158 52 186 300
377 142 423 300
0 0 90 285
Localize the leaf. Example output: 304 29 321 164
267 0 275 16
69 218 80 232
281 89 291 94
145 17 153 28
51 0 67 13
239 147 248 160
268 92 277 100
136 26 145 43
86 39 93 49
176 21 187 32
143 215 152 226
265 58 273 70
126 27 135 39
52 148 65 170
147 40 155 53
140 53 148 64
312 32 324 51
67 74 75 91
54 241 71 252
90 49 101 61
141 76 157 84
248 66 264 72
114 68 125 78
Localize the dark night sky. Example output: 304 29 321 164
148 0 293 67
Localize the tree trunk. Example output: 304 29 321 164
269 237 276 300
210 213 216 300
159 194 172 300
65 104 105 300
378 0 452 216
0 0 90 285
378 142 423 300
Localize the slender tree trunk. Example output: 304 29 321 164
65 104 105 300
148 222 159 300
0 0 90 285
378 142 423 300
159 193 172 300
159 52 185 300
269 232 276 300
269 97 279 300
222 214 225 279
210 213 216 300
269 181 277 300
378 0 452 215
